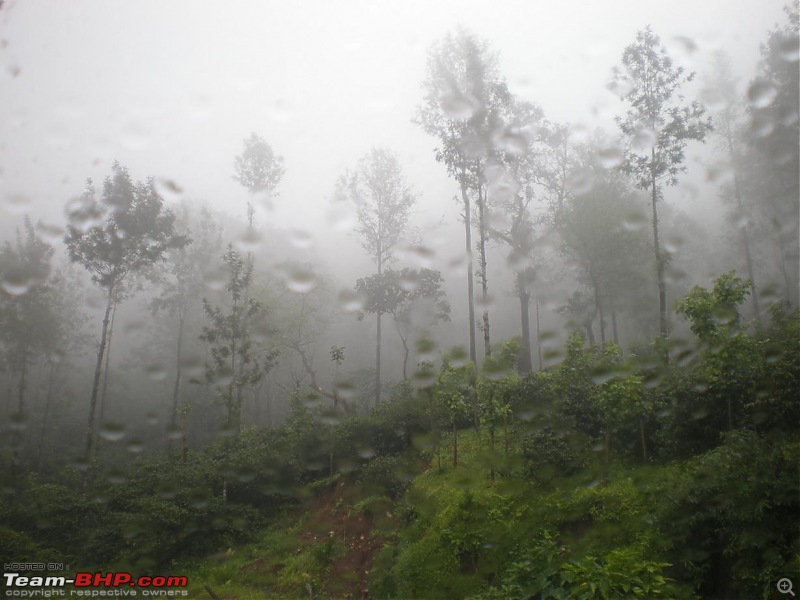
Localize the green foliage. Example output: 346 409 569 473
676 271 753 341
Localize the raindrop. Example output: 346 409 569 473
631 126 656 152
126 439 145 454
3 193 32 215
327 203 355 232
338 288 365 313
146 412 159 426
623 210 647 231
699 87 727 111
165 423 182 441
747 79 777 109
671 35 698 55
778 33 800 62
476 293 495 311
145 364 167 382
35 222 64 244
566 167 594 196
234 228 262 252
397 244 435 268
334 380 358 400
106 469 127 485
203 265 227 291
493 127 528 156
749 112 775 138
358 447 376 460
288 228 313 250
447 346 469 368
153 178 183 203
285 265 316 294
99 422 126 442
595 145 624 169
705 164 733 185
458 134 489 159
439 91 479 120
399 272 419 291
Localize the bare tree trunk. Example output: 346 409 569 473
610 296 620 346
651 158 668 341
84 287 115 484
460 177 477 365
400 334 410 380
98 299 117 420
536 297 543 371
518 277 532 373
727 139 761 323
36 362 58 472
477 179 491 358
375 311 382 406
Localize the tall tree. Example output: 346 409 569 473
151 204 222 445
233 132 285 228
485 98 544 372
337 148 415 405
613 27 712 339
65 162 188 462
745 6 799 306
416 28 513 363
554 157 653 347
355 268 450 379
704 52 762 321
200 245 269 433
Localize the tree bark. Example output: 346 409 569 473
477 177 491 358
651 155 668 341
726 133 761 323
36 361 58 472
98 299 117 420
375 311 382 406
518 277 532 373
460 174 477 365
85 287 115 461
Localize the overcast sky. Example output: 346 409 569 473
0 0 790 281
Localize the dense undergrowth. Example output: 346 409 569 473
1 278 798 599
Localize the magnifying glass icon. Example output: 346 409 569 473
778 578 795 596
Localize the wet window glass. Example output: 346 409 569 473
1 1 798 598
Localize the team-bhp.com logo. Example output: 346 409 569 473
4 572 188 597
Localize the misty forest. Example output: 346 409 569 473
0 2 798 599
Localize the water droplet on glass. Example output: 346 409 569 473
153 178 183 203
778 33 800 62
749 112 775 138
705 164 733 185
439 91 480 120
3 193 32 215
145 364 167 382
99 422 126 442
397 244 435 268
358 447 376 460
285 265 316 294
596 145 623 169
327 202 355 232
699 87 727 111
288 228 313 250
203 265 227 291
631 126 656 152
747 80 777 108
235 228 262 252
127 439 145 454
338 288 365 314
399 272 419 291
566 167 594 196
35 222 64 244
